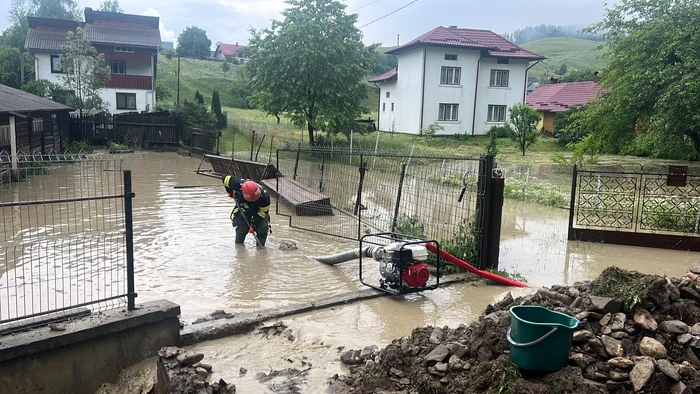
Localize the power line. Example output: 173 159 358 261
349 0 381 12
359 0 418 29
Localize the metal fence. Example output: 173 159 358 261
0 151 135 333
568 164 700 251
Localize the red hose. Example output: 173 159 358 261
425 243 528 288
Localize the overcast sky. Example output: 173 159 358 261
1 0 610 48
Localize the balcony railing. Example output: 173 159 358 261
105 75 152 90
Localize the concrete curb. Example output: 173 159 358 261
179 273 477 346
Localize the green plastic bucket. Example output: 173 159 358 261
507 305 579 372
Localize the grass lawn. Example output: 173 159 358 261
158 57 242 108
520 37 607 82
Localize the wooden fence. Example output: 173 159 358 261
189 124 220 155
70 111 179 147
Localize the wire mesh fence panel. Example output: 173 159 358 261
0 151 129 332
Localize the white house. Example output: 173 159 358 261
370 26 545 136
24 8 161 114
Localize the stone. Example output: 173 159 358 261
606 380 632 391
690 262 700 274
573 330 595 343
445 343 467 359
639 337 668 359
398 378 410 386
195 367 208 379
660 320 690 334
596 361 610 373
633 308 658 332
600 313 613 326
570 353 597 370
340 350 362 365
601 335 624 358
48 323 67 331
608 357 634 369
239 367 248 377
176 352 205 367
611 313 627 331
680 286 700 303
159 347 181 359
678 333 693 345
429 327 445 344
585 366 608 382
621 338 635 357
448 355 464 371
601 326 613 336
428 367 446 377
463 362 472 371
677 363 698 380
691 338 700 348
589 338 608 358
476 346 492 362
607 370 629 381
424 344 451 364
589 296 623 313
571 297 584 309
691 323 700 336
685 348 700 369
364 360 375 368
625 325 637 335
390 367 405 378
671 382 689 394
401 341 412 355
577 311 605 321
657 359 681 382
435 362 448 372
192 362 213 373
440 377 450 384
538 287 575 305
611 331 629 339
360 345 378 359
629 356 655 392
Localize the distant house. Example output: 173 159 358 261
369 26 545 136
161 41 174 51
526 76 540 94
526 77 604 133
214 43 247 63
24 7 161 114
0 84 72 166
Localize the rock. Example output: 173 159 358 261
577 311 605 321
677 363 698 380
690 262 700 274
424 344 451 364
585 366 608 382
671 382 689 394
571 297 584 309
596 361 610 373
606 380 632 391
570 353 597 370
48 323 67 331
445 343 467 359
639 337 668 359
633 308 658 332
401 341 411 355
629 356 655 392
463 362 472 371
608 357 634 369
195 367 208 379
448 355 464 371
691 323 700 336
398 377 411 385
600 313 612 326
621 338 635 357
428 367 446 377
660 320 690 334
691 338 700 348
678 333 693 345
439 377 450 384
538 287 575 305
589 338 608 358
611 313 626 331
607 370 629 381
159 347 181 359
476 346 492 362
589 296 623 314
192 362 213 373
611 331 629 339
360 345 378 359
239 367 248 377
573 330 595 343
601 335 624 358
390 367 405 378
656 359 681 381
340 350 362 365
434 362 448 372
685 348 700 369
601 326 613 336
680 286 700 303
429 327 445 344
176 352 205 367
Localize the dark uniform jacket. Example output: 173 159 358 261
221 175 271 227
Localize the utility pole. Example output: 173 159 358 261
176 55 181 105
19 49 24 83
397 34 400 46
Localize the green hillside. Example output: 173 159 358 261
157 56 243 107
520 37 607 82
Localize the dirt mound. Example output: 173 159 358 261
329 266 700 393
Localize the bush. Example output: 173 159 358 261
394 214 425 238
622 128 698 161
172 100 216 146
555 106 586 145
441 217 478 266
63 140 94 153
488 125 510 138
164 49 176 59
485 131 499 156
647 201 698 233
422 122 444 141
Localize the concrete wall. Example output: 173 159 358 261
0 300 180 394
377 80 397 131
393 47 424 134
473 58 530 135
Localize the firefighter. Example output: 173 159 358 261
222 175 270 246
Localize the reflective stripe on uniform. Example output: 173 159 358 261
224 176 232 188
257 205 269 218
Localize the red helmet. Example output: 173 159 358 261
241 181 261 201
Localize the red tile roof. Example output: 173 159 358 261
386 26 545 60
217 43 241 57
369 67 397 83
526 81 605 113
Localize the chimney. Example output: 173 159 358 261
550 76 559 84
236 42 238 46
449 25 457 28
593 71 600 83
397 34 400 46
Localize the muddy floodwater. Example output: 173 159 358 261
2 152 698 393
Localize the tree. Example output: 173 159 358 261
563 68 598 82
221 59 230 73
98 0 123 12
508 102 540 156
571 0 700 158
557 63 567 75
0 45 24 88
59 27 110 119
177 26 211 59
211 90 221 114
21 80 72 104
246 0 377 145
194 90 204 105
10 0 80 22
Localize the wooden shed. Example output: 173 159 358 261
0 84 72 167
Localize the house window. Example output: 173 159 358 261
114 46 134 53
386 92 390 98
487 105 507 123
382 103 386 112
490 70 509 87
497 58 509 64
438 104 459 121
445 54 457 61
32 118 44 134
391 103 395 112
50 55 62 73
116 93 137 110
441 67 461 85
112 61 126 75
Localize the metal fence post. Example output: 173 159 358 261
293 143 301 181
355 157 366 239
486 171 505 270
567 164 578 241
391 163 407 233
123 170 136 310
477 155 494 269
250 129 256 161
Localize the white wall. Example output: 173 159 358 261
119 61 151 76
35 52 63 85
393 47 424 134
100 88 156 114
377 80 397 131
473 58 529 135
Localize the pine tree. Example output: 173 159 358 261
211 90 222 114
194 90 204 105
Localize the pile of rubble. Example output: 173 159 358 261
156 346 235 394
329 266 700 393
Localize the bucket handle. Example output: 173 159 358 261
507 326 558 347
